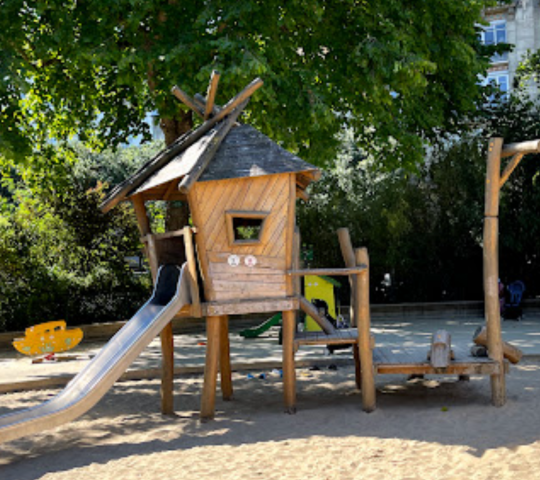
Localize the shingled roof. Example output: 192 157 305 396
99 76 320 212
101 120 320 212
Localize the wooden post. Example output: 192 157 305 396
132 194 175 414
183 226 201 317
160 322 175 415
205 70 221 120
282 310 297 414
337 228 362 386
131 194 151 236
219 315 233 401
337 228 357 326
484 137 506 407
356 248 376 412
200 316 221 420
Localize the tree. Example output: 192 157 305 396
1 0 497 174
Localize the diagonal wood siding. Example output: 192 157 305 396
189 173 294 302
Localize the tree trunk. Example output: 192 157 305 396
160 112 193 232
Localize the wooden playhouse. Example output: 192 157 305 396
101 74 531 418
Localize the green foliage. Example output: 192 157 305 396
1 0 497 173
0 149 153 332
299 93 540 302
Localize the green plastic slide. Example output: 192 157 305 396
239 313 282 338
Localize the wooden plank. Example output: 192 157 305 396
219 315 233 401
356 248 376 412
376 362 502 376
208 253 287 270
141 228 185 244
179 101 248 194
200 315 221 420
213 281 287 295
203 297 298 316
287 266 366 277
213 289 286 302
205 70 221 120
282 310 297 414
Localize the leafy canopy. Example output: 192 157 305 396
1 0 496 171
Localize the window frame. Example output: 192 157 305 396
225 210 270 246
480 20 508 64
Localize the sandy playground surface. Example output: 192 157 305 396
2 362 540 480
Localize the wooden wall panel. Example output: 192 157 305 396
189 173 294 302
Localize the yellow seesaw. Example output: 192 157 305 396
13 320 83 356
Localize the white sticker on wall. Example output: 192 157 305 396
245 255 257 268
228 255 240 267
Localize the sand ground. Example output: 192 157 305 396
2 361 540 480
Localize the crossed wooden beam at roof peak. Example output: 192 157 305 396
171 72 263 123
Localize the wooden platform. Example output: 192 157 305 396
294 330 506 376
295 329 359 347
373 346 506 376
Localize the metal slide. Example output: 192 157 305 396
0 264 191 444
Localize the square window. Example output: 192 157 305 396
225 211 270 245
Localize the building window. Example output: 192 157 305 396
483 71 509 101
225 210 270 245
480 20 509 64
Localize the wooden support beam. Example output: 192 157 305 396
337 227 357 327
356 247 376 412
178 99 248 194
296 188 309 202
183 226 201 317
499 153 524 188
160 322 175 415
200 315 221 420
171 86 205 118
194 93 221 117
131 194 151 236
282 310 297 414
219 315 233 401
146 234 159 282
219 77 262 118
474 326 523 364
299 296 336 334
292 228 301 296
287 266 366 277
140 228 186 244
205 70 221 120
353 346 362 390
483 137 506 407
164 178 181 200
501 139 540 157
